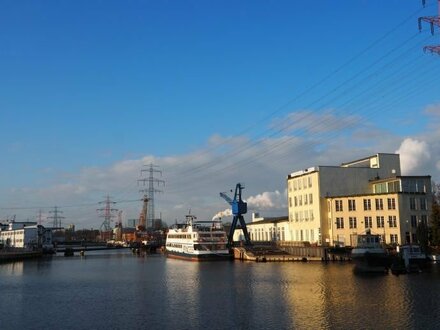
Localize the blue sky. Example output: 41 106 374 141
1 1 439 228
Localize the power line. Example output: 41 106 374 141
163 32 432 191
164 5 429 179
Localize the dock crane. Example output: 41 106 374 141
220 183 252 247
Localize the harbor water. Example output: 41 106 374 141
1 250 440 330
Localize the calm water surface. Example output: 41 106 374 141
1 250 439 330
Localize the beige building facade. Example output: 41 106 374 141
287 153 431 246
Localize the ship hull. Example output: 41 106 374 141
166 250 232 261
351 251 390 273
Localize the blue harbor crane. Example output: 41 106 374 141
220 183 252 247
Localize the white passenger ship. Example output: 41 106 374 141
165 214 232 261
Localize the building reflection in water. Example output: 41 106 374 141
280 263 417 329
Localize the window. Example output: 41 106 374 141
417 180 426 193
348 199 356 211
310 210 314 221
390 234 398 244
294 196 298 207
304 210 309 221
363 199 371 211
375 198 383 210
309 193 313 205
336 217 344 229
335 200 343 212
303 177 307 189
295 212 298 222
411 215 417 228
349 217 357 229
289 197 292 207
387 198 396 210
421 215 428 225
308 176 312 188
294 180 297 191
388 181 400 193
420 198 427 210
410 197 416 210
388 215 397 228
376 216 385 228
304 194 308 205
375 183 388 193
364 216 372 229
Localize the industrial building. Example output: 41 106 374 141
287 153 432 246
234 213 291 242
0 221 53 251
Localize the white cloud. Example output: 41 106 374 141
425 103 440 117
246 190 287 210
270 109 361 135
2 110 440 227
395 138 431 175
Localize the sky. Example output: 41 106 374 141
1 0 439 229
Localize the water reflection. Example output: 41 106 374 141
0 260 24 276
280 262 440 329
163 260 294 329
1 252 439 330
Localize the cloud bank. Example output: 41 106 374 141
1 109 439 228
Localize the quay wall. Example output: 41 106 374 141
277 244 327 260
0 248 42 263
275 242 352 261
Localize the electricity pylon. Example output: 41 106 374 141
138 164 164 229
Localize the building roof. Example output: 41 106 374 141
248 216 288 226
369 175 431 183
340 153 397 167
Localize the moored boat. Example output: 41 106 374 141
165 214 232 261
397 244 429 272
351 230 390 273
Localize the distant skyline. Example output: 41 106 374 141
1 1 439 229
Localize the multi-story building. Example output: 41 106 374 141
287 153 431 246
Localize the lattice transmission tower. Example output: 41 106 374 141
97 195 118 232
138 163 164 229
419 0 440 54
47 206 65 229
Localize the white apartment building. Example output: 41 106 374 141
287 153 432 246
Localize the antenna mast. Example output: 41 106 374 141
138 163 164 229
